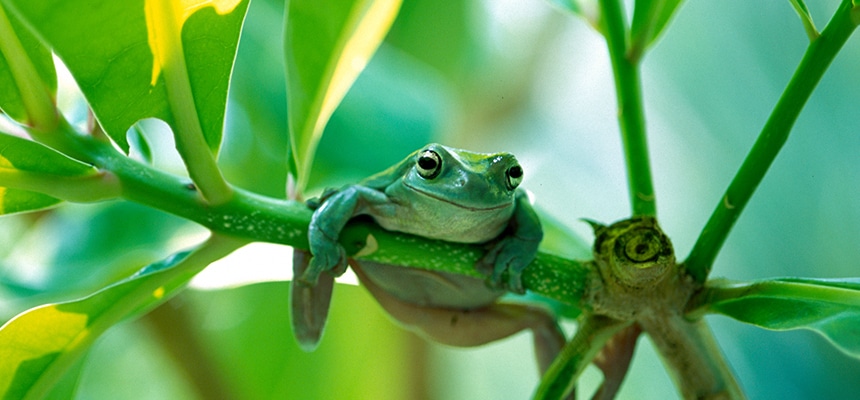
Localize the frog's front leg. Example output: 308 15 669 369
352 263 564 374
478 190 543 294
291 186 390 351
301 185 390 285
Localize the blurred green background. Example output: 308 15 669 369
2 0 860 398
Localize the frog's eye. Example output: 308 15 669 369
416 150 442 179
506 165 523 190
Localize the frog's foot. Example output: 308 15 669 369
290 249 336 352
301 242 348 286
477 236 537 294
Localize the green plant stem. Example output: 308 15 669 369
0 122 594 306
0 3 57 131
684 0 860 283
149 0 232 206
599 0 657 217
534 315 629 400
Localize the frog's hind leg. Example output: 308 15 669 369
352 264 565 375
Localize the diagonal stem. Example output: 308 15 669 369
684 0 860 283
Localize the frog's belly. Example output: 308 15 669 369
371 200 513 244
355 261 504 309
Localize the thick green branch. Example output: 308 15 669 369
684 0 859 283
599 0 657 217
0 124 594 306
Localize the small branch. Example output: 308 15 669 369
533 315 630 400
147 0 232 205
599 0 657 217
684 0 859 283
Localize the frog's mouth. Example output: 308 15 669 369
403 182 511 211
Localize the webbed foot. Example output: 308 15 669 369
477 235 539 294
300 239 348 286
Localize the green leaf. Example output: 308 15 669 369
0 3 56 128
0 235 244 400
629 0 684 60
0 132 96 215
285 0 403 194
694 278 860 358
0 188 60 216
3 0 249 153
788 0 819 40
546 0 599 29
0 133 95 176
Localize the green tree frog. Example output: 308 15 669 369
291 143 564 374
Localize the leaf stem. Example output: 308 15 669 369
0 3 58 131
147 0 232 205
599 0 657 217
533 315 629 400
684 0 859 283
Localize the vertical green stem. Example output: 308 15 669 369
684 0 859 283
600 0 657 217
148 0 233 206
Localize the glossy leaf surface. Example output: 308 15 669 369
0 133 95 215
3 0 249 152
695 278 860 358
284 0 402 193
0 236 244 400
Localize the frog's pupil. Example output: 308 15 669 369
509 165 523 179
418 156 437 170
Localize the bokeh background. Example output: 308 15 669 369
2 0 859 398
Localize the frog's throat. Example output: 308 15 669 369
402 181 511 211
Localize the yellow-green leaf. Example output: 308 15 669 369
0 235 245 400
0 187 60 215
3 0 249 153
0 132 96 215
285 0 402 194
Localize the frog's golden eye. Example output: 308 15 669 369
416 150 442 179
506 164 523 190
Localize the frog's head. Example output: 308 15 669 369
402 143 523 210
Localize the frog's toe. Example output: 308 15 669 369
504 266 526 294
493 258 526 295
302 247 346 286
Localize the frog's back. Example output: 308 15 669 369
355 261 504 309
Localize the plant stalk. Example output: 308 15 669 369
146 0 233 205
684 0 860 283
599 0 657 217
